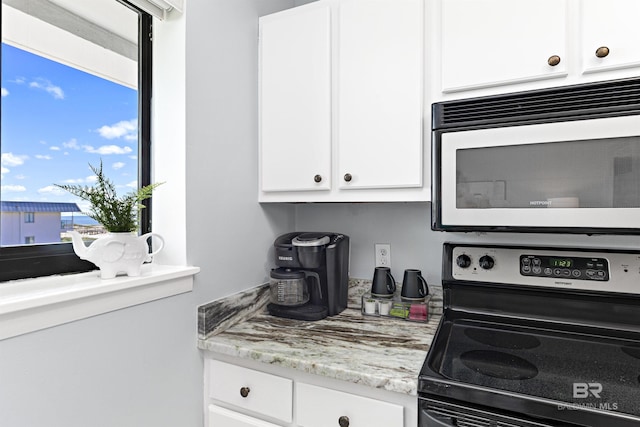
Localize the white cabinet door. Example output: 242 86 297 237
581 0 640 74
259 3 332 192
296 383 403 427
440 0 568 92
337 0 423 190
208 360 293 423
208 405 282 427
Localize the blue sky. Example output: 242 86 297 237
1 43 138 213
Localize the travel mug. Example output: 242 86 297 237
371 266 396 298
401 269 428 301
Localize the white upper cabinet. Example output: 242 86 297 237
435 0 640 98
440 0 568 93
259 3 332 193
337 0 423 190
580 0 640 75
259 0 427 202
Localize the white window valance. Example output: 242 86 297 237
122 0 183 20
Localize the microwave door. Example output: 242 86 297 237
438 115 640 232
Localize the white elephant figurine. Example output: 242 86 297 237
69 230 164 279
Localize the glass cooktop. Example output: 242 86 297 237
431 318 640 418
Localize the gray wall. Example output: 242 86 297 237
0 1 295 427
295 203 640 287
0 293 201 427
185 0 295 303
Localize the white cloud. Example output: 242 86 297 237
1 166 9 177
37 185 66 196
60 175 98 185
1 152 27 167
83 144 133 155
50 146 61 151
15 174 26 180
62 178 84 184
62 138 80 150
2 185 27 192
35 154 52 160
29 79 65 100
1 87 8 97
126 180 138 189
112 162 125 170
12 77 26 84
96 119 137 140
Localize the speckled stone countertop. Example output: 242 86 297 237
197 279 442 396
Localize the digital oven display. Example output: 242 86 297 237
549 258 573 268
520 255 609 281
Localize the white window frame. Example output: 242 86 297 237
0 2 195 341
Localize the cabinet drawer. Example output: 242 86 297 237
208 404 282 427
296 383 403 427
208 360 292 423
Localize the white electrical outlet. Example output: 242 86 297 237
375 244 391 267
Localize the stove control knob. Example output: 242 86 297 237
479 255 495 270
456 254 472 268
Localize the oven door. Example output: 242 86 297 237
419 396 579 427
433 114 640 234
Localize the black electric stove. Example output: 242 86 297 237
419 243 640 427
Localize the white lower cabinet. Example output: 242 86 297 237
205 358 412 427
209 405 283 427
296 383 403 427
208 360 292 424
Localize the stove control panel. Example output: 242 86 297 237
449 244 640 294
520 255 609 281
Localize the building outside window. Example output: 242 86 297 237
0 0 152 281
1 201 80 246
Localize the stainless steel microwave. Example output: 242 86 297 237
432 78 640 234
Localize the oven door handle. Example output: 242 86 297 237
420 409 456 426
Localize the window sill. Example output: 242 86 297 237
0 264 200 340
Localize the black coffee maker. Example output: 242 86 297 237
267 232 350 321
